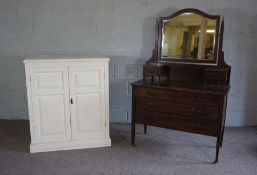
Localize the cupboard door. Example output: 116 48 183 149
30 67 71 143
69 66 106 140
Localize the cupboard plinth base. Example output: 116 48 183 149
30 138 111 153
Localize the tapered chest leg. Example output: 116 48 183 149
144 124 147 134
214 136 221 164
220 126 225 147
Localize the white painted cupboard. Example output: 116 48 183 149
23 55 111 153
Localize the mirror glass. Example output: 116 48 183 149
161 13 217 61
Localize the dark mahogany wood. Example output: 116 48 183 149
158 8 220 65
132 9 230 164
143 64 169 84
146 8 221 65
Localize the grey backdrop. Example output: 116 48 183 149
0 0 257 126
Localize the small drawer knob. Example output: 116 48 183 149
190 108 195 112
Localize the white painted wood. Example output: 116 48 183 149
24 56 111 153
30 138 111 153
30 67 71 144
23 55 109 63
69 66 106 140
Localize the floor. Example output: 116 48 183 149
0 120 256 175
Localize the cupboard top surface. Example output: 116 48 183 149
131 79 230 96
23 55 110 63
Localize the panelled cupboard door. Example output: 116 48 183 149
30 67 71 144
69 66 106 140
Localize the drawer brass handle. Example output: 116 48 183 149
148 102 158 107
189 123 202 127
190 108 195 112
146 91 157 96
190 108 203 113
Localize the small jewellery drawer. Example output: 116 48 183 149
143 67 159 75
135 97 219 120
133 87 175 100
176 91 220 106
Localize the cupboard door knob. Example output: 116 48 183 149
70 98 74 104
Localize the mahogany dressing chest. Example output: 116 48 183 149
131 8 230 163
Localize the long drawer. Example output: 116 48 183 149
135 97 219 120
133 86 175 101
176 91 219 106
133 86 220 106
134 110 218 136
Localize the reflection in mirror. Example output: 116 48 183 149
161 13 217 61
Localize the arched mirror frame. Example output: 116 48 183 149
153 9 221 66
